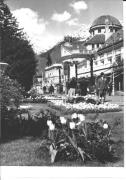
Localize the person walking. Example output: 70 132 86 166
68 77 77 97
76 82 81 96
97 72 107 103
43 86 46 94
49 84 54 94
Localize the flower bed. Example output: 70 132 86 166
22 96 48 103
48 100 121 114
37 110 119 164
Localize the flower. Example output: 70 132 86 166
78 114 85 122
71 113 78 119
103 123 108 129
49 123 55 131
69 122 76 129
76 121 81 126
60 116 67 124
47 120 52 126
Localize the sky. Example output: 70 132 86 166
6 0 123 54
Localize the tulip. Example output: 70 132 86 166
47 120 52 126
60 116 67 124
49 123 55 131
71 113 78 119
78 114 85 122
103 123 108 129
76 121 81 126
69 122 76 129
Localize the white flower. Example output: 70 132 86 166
69 122 75 129
103 123 108 129
76 121 81 126
60 116 67 124
78 114 85 122
49 123 55 131
47 120 52 126
71 113 78 119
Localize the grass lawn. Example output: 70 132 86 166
0 102 124 166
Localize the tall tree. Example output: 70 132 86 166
0 1 37 90
46 52 52 66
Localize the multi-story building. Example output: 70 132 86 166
60 15 124 91
40 15 123 93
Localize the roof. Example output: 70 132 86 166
97 29 123 55
45 63 63 71
105 29 123 45
60 53 95 62
85 34 105 45
63 58 84 64
90 15 122 29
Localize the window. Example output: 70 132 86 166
98 28 101 33
115 54 121 64
101 59 104 64
97 44 99 48
107 52 112 56
100 54 104 58
94 61 98 65
108 57 112 64
92 44 94 49
85 64 87 68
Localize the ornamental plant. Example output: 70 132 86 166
45 111 115 163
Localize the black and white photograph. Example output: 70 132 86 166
0 0 125 179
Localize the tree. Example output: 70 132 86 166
0 75 23 109
0 1 37 90
46 52 52 66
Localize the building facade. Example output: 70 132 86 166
40 15 123 93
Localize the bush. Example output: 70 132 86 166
1 75 23 139
39 110 117 164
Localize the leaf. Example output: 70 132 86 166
78 147 85 161
49 144 57 163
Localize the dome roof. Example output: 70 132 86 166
90 15 122 29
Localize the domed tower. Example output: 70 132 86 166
90 15 122 39
85 15 122 51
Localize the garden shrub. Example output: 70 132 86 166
37 110 118 164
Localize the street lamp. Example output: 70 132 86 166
111 24 115 96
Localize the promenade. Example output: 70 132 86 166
106 94 124 107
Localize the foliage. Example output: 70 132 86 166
1 107 50 139
66 96 99 104
0 75 23 109
42 111 118 163
0 1 37 90
0 74 24 139
64 35 80 43
48 100 121 114
46 52 52 67
113 56 124 73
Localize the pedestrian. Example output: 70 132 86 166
97 72 107 103
49 84 54 94
107 79 112 96
68 77 77 97
76 82 81 96
43 86 46 94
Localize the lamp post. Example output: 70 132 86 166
111 24 115 96
86 46 95 85
112 63 115 96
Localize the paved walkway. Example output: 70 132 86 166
106 95 124 106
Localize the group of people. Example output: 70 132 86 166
42 72 112 103
43 84 54 94
96 72 112 103
67 72 112 103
